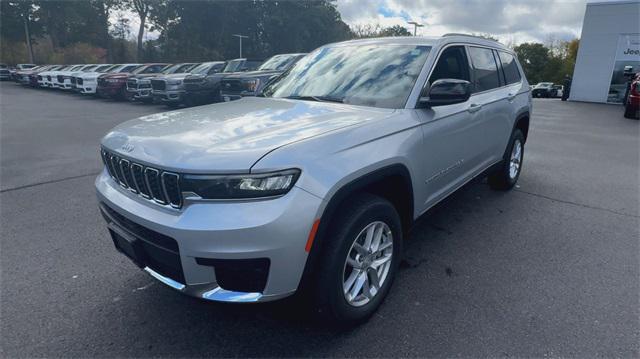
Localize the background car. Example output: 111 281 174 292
182 59 261 106
532 82 558 98
220 53 306 101
127 62 198 102
552 84 564 98
0 63 12 80
83 63 139 96
152 61 226 107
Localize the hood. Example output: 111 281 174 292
224 69 282 79
157 73 191 81
101 73 129 79
132 73 163 79
102 97 393 173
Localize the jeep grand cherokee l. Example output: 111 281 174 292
97 35 531 324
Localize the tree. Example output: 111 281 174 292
129 0 151 61
90 0 123 62
379 25 412 37
1 1 41 63
514 42 550 84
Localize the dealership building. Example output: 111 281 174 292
570 0 640 103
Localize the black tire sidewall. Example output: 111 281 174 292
503 129 525 187
314 195 402 324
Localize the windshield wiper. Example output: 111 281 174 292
284 95 344 103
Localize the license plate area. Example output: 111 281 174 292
109 224 144 267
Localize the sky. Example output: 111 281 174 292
336 0 624 44
114 0 625 45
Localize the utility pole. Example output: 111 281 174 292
407 21 424 36
232 34 249 58
22 9 35 63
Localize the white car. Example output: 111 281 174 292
38 65 79 88
71 64 113 91
553 85 564 98
76 64 140 95
53 64 96 90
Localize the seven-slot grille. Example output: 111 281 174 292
77 77 83 85
101 149 182 208
57 75 64 83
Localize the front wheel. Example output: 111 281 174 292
311 194 402 325
489 129 525 190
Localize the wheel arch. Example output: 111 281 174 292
297 163 414 293
513 111 530 143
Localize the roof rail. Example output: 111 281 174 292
442 33 499 42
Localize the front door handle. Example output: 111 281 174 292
507 93 517 102
468 103 482 113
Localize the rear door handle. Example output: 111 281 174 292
468 103 482 113
507 93 517 102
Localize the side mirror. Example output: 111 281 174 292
419 79 472 107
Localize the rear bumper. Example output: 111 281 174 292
95 170 322 302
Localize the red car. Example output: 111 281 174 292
97 64 167 100
624 73 640 119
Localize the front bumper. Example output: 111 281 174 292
95 170 321 302
153 89 185 103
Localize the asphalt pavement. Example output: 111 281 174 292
1 82 638 357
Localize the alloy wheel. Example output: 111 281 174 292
342 221 393 307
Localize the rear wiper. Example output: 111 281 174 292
284 95 344 103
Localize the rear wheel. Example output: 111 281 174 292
311 194 402 325
489 129 524 190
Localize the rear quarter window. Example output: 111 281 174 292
498 51 521 85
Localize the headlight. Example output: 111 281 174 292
181 169 300 199
168 80 182 85
245 79 260 92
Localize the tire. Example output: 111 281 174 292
311 193 402 326
489 129 525 191
624 104 639 119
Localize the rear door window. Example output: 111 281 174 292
497 51 521 85
468 46 501 92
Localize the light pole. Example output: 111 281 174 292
232 34 248 58
407 21 424 36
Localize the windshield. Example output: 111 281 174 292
264 44 431 109
223 59 244 73
190 62 216 74
95 65 113 72
258 54 301 71
82 65 97 71
118 65 140 73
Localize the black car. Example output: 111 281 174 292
219 53 306 101
532 82 558 98
183 58 262 105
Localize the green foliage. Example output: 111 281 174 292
379 25 412 37
514 40 580 84
351 24 412 38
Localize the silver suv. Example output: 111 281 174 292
97 35 531 324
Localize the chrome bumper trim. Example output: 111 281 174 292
142 266 288 303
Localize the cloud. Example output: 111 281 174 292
336 0 605 44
